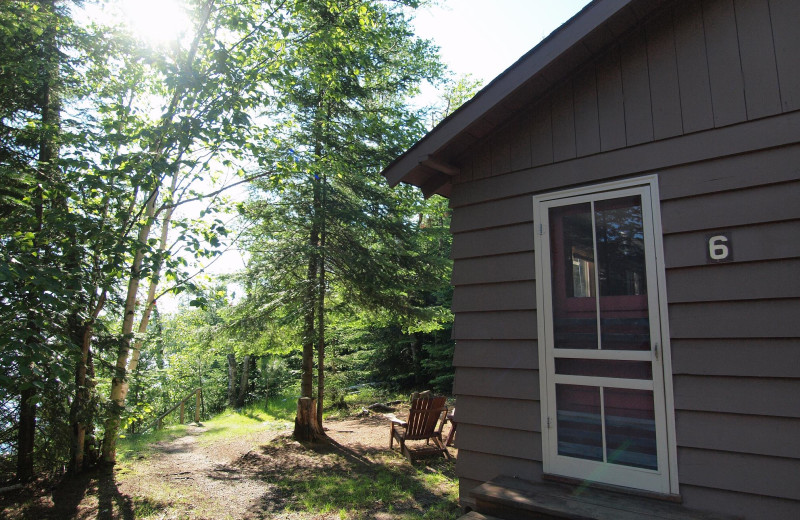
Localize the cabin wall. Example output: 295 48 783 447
448 0 800 517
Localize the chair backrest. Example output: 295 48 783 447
404 396 447 441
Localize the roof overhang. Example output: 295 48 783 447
382 0 672 197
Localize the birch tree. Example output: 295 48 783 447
97 0 286 463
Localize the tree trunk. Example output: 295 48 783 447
100 3 214 464
16 386 36 482
17 14 61 479
236 355 251 408
295 167 323 440
294 397 324 442
301 248 317 401
82 349 100 468
410 333 423 388
227 353 237 408
316 176 327 427
68 323 92 473
100 190 157 464
68 290 105 474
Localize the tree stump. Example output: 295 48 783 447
294 397 325 442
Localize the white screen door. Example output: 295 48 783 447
534 178 677 495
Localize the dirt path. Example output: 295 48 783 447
3 414 458 519
122 423 289 518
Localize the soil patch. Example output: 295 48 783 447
1 411 458 519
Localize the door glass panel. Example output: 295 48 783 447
604 388 657 470
556 384 603 461
550 203 598 349
555 359 653 380
595 196 650 351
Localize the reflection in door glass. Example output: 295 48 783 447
556 384 603 462
595 196 651 350
604 388 658 470
550 204 598 349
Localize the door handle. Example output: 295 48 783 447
653 342 660 361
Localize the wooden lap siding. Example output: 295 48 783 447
448 0 800 516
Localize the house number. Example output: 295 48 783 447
707 233 733 263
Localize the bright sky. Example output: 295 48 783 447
114 0 594 311
413 0 592 84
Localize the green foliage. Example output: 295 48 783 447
0 0 467 480
238 0 452 415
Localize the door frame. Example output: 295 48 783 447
533 175 679 496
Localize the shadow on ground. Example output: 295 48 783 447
235 433 459 519
1 466 148 520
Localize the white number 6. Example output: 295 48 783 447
708 235 729 261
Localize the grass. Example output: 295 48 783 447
116 423 190 463
118 396 297 457
197 401 294 445
114 393 461 519
272 457 460 519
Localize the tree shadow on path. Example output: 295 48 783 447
2 466 139 520
237 433 458 519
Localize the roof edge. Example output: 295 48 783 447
382 0 635 189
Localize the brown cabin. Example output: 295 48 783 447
382 0 800 518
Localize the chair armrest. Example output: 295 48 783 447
386 414 407 427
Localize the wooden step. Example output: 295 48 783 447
470 476 739 520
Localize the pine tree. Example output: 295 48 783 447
240 0 443 441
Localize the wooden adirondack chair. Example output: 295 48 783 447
389 395 450 462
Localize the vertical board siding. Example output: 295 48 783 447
646 16 684 139
734 0 782 119
456 155 474 185
492 126 512 176
702 0 748 127
769 0 800 111
596 46 628 151
530 101 554 167
674 0 715 133
551 83 577 162
464 0 789 182
620 29 655 145
473 142 492 180
509 116 533 172
573 67 602 156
